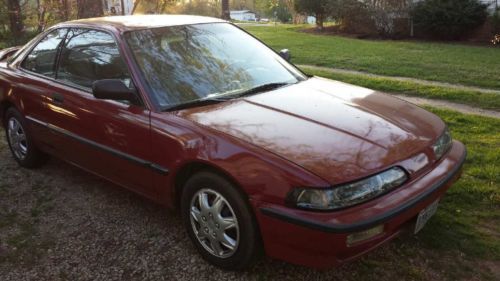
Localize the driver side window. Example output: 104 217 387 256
57 28 132 90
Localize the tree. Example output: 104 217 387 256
294 0 332 30
222 0 230 19
492 8 500 34
133 0 181 14
254 0 273 17
231 0 254 10
365 0 410 37
34 0 73 33
0 1 9 35
35 0 46 32
272 0 292 23
76 0 103 19
168 0 221 17
7 0 24 40
331 0 373 33
282 0 304 24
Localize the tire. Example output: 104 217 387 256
4 107 48 168
181 171 262 270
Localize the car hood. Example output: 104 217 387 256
177 77 444 184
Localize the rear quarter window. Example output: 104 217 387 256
21 29 68 77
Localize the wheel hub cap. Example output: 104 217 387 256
7 117 28 160
190 189 239 258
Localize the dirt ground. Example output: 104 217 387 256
0 130 498 281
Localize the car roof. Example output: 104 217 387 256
55 15 227 32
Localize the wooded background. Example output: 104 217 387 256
1 0 498 47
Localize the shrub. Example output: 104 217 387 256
0 30 38 49
412 0 488 40
334 0 376 34
366 0 413 38
493 8 500 33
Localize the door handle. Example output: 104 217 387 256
51 93 64 105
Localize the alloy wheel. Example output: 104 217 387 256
189 188 240 258
7 117 28 160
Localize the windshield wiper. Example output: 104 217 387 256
233 82 292 98
162 82 293 111
163 97 229 111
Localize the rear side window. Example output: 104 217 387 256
21 29 68 77
57 28 132 90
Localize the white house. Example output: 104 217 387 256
230 10 257 22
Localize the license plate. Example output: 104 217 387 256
414 200 439 234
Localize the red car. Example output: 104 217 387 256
0 15 466 270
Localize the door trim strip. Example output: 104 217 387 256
26 115 169 175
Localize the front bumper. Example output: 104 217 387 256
251 140 466 269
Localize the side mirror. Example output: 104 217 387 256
279 49 291 62
92 79 140 105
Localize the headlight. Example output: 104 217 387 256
288 167 408 211
432 128 452 160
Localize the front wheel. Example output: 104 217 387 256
181 171 262 270
4 107 48 168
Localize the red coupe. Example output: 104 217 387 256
0 15 466 270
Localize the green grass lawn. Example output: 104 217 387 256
303 67 500 111
420 108 499 260
353 108 500 280
244 25 500 90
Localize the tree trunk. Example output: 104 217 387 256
284 0 299 24
316 13 324 30
77 0 104 19
293 14 305 24
155 0 161 13
221 0 230 20
36 0 46 33
7 0 24 40
60 0 70 21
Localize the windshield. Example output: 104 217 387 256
125 23 306 109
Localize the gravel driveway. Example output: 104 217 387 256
0 130 489 281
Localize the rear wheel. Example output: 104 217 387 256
181 171 262 270
4 108 48 168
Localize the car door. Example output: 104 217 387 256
17 28 70 155
45 28 156 197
